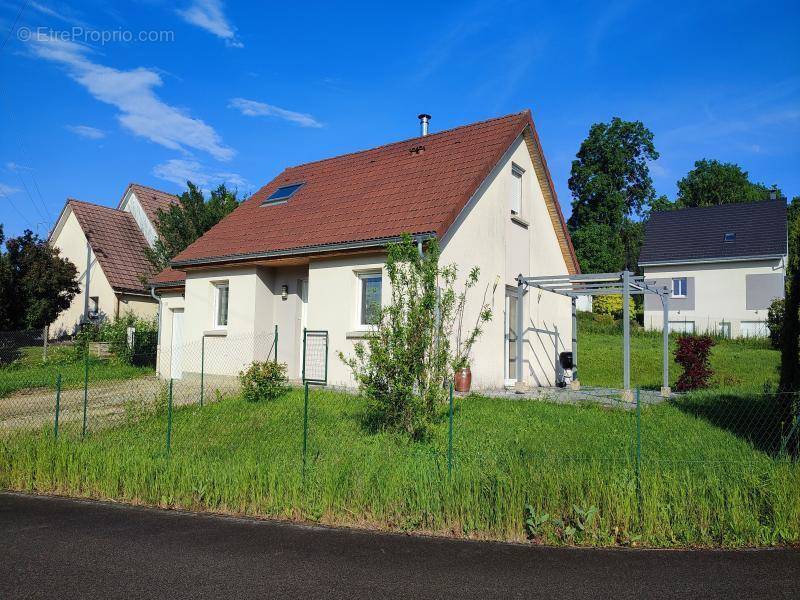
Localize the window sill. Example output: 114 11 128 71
203 329 227 337
510 215 529 228
346 330 373 339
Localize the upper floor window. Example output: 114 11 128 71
510 164 524 216
672 277 687 298
213 282 229 328
358 272 382 327
262 183 303 206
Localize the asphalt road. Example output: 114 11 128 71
1 492 797 599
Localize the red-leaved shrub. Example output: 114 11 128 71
674 335 715 391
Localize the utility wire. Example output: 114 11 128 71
0 187 35 230
1 0 29 54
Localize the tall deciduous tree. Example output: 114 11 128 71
145 182 239 271
675 159 773 208
0 228 79 330
567 117 659 272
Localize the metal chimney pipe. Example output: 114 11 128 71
418 113 431 136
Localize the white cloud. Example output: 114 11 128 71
28 1 89 27
65 124 106 139
228 98 322 128
0 183 21 196
176 0 242 47
5 162 32 173
27 35 235 161
153 158 246 189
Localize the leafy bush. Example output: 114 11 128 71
674 335 715 391
593 295 635 320
340 235 495 439
71 313 157 366
767 298 784 350
239 361 289 402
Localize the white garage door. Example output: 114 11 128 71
740 321 767 338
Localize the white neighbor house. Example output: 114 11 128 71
151 111 580 390
48 183 177 337
640 199 787 338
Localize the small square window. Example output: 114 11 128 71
262 183 303 205
213 282 229 328
723 232 736 242
510 164 523 215
672 277 687 298
89 296 99 317
358 273 382 326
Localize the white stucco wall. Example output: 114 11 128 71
643 259 785 337
49 209 120 337
440 133 572 388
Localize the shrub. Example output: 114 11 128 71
340 234 495 439
674 335 715 391
767 298 784 350
593 295 634 320
239 361 289 402
71 312 157 366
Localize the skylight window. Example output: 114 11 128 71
723 232 736 242
262 183 303 205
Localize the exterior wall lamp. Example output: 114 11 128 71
281 284 289 300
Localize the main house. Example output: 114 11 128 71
49 183 177 337
640 199 787 337
151 111 580 390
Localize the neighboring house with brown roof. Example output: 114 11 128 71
48 183 177 337
151 110 579 389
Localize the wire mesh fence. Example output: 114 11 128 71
1 324 797 545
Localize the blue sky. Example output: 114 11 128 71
0 0 798 238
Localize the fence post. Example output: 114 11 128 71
448 381 454 476
166 378 174 453
635 387 643 523
82 344 89 437
200 334 205 407
53 373 61 439
302 380 309 478
274 324 278 364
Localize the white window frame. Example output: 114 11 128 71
212 281 229 329
510 163 524 216
671 277 687 299
356 270 382 329
89 296 99 314
668 320 695 335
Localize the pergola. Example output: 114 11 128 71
515 271 672 397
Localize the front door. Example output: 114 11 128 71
170 309 184 380
504 293 518 386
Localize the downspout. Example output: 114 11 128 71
82 241 92 322
150 285 162 375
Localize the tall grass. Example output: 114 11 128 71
2 388 797 547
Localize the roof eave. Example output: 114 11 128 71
639 253 787 267
170 232 438 268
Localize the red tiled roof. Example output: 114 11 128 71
171 110 578 273
68 199 155 294
123 183 178 227
150 266 186 287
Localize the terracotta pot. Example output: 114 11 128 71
454 367 472 393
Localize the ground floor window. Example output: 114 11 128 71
740 321 767 337
717 321 731 338
213 282 229 328
358 272 382 326
669 320 695 334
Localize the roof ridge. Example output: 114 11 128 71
652 197 786 217
127 182 178 196
283 110 529 172
67 198 123 213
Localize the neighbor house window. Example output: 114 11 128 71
672 277 687 298
213 282 229 328
723 232 736 242
669 320 695 335
89 296 99 314
510 164 524 216
358 272 382 326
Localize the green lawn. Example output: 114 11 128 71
0 345 154 398
578 324 779 392
2 387 797 547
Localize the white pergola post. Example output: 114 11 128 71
571 296 579 389
515 278 525 390
661 291 671 397
622 270 631 400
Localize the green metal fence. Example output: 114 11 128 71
1 326 797 546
